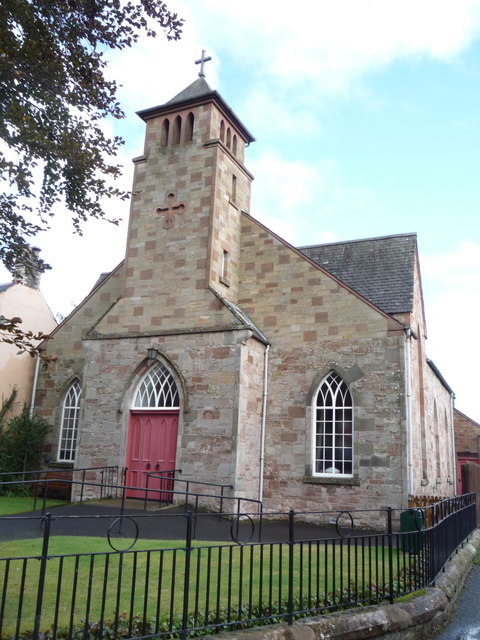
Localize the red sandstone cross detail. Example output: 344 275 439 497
154 192 186 229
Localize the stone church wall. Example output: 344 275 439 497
233 337 266 505
421 363 455 497
38 322 266 504
238 214 409 520
405 257 455 498
36 266 124 458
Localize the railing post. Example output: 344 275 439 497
41 483 47 517
386 507 394 603
144 474 150 511
220 485 225 515
33 471 40 510
185 481 190 512
33 512 51 640
258 502 263 543
288 510 295 625
181 512 194 640
120 474 127 532
80 468 86 503
193 495 199 539
100 468 105 500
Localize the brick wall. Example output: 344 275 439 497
455 408 480 455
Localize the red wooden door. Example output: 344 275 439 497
457 454 479 494
126 410 179 499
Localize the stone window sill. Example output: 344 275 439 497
304 475 360 486
219 276 230 287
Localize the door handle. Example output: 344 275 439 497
146 462 151 470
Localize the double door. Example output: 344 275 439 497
125 410 179 500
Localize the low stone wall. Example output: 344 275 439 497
208 529 480 640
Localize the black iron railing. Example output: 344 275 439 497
142 473 261 525
0 465 120 506
0 494 476 640
143 469 182 505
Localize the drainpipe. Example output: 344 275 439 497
404 328 414 496
258 344 270 504
450 392 457 495
29 354 41 418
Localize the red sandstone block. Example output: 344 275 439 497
315 312 328 323
264 317 277 327
288 406 306 418
303 330 317 342
261 263 274 272
203 410 220 420
212 347 230 359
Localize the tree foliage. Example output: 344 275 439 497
0 314 54 360
0 391 50 490
0 0 183 273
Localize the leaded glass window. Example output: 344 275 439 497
58 380 81 462
133 363 179 409
314 372 353 476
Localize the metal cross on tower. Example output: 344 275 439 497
195 50 212 77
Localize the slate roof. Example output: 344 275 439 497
298 233 417 315
165 77 213 106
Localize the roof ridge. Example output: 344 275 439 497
298 232 417 251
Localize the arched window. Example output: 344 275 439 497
133 363 179 409
185 112 194 142
220 120 225 142
232 134 238 155
313 372 353 476
172 115 182 145
226 127 231 148
58 380 81 462
161 118 170 147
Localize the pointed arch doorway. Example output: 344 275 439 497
126 363 180 500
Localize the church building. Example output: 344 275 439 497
34 64 457 515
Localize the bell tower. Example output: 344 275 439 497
122 58 255 311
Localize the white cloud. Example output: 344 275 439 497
242 90 322 141
421 242 480 421
195 0 480 94
249 151 376 246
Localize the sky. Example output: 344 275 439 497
1 0 480 420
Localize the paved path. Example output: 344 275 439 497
431 565 480 640
0 501 372 545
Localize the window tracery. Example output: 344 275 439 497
313 372 353 476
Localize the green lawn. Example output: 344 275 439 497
0 536 406 637
0 496 68 515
